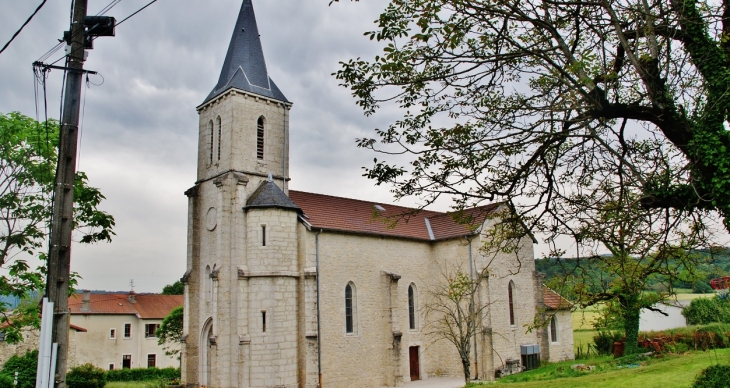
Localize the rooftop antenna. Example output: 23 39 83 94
129 279 135 292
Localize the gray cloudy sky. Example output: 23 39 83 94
0 0 433 292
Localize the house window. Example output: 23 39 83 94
550 315 558 342
122 355 131 369
345 282 357 334
124 323 131 338
508 281 516 326
109 364 114 371
408 284 417 330
145 324 160 338
0 331 7 341
262 311 266 332
208 120 214 164
216 116 222 161
109 329 116 339
256 117 265 160
147 354 156 368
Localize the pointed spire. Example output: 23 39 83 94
202 0 288 105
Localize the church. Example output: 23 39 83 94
179 1 574 387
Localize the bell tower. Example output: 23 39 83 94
182 1 296 387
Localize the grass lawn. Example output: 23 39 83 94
466 349 730 388
106 382 165 388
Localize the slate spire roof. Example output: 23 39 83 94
202 0 288 105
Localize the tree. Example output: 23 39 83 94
0 112 115 342
334 0 725 354
334 0 730 230
423 267 488 384
162 281 184 295
156 306 183 357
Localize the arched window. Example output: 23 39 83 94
508 280 516 326
550 315 558 342
208 120 214 164
345 282 357 334
257 116 265 160
216 116 222 161
408 283 417 330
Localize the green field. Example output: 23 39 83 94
466 349 730 387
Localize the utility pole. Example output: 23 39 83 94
46 0 88 386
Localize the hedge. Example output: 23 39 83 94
67 364 106 388
0 350 38 388
693 364 730 388
638 323 730 353
105 367 179 382
682 297 730 325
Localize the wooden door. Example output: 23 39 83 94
409 346 420 381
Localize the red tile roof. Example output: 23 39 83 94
543 286 572 310
288 190 502 241
68 293 183 319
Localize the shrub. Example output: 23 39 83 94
0 375 12 388
693 281 715 294
105 367 179 382
593 330 623 355
693 364 730 388
683 297 730 325
66 364 106 388
1 349 38 388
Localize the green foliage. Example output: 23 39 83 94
1 349 37 388
683 297 730 325
0 374 12 388
67 363 106 388
0 112 115 342
161 281 184 295
156 306 183 356
693 364 730 388
105 368 179 382
593 331 623 355
693 281 715 294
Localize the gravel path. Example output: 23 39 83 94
399 377 466 388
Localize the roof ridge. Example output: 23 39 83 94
289 189 444 215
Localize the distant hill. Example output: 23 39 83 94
535 248 730 294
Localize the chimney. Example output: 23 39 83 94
81 290 91 312
127 291 136 304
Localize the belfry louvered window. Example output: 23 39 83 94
216 116 222 161
208 120 214 163
257 117 265 159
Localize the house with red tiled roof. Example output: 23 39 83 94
179 1 573 387
67 291 183 370
539 286 575 362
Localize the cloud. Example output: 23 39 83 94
0 0 439 292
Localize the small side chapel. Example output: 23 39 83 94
180 1 574 387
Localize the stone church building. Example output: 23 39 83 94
179 1 574 387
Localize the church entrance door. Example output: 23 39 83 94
409 346 420 381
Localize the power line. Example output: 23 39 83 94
46 0 160 66
0 0 48 56
116 0 158 27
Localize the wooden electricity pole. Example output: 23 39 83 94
46 0 88 386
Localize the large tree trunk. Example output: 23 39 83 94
621 295 642 356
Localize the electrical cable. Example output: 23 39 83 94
115 0 158 26
36 0 121 63
0 0 49 55
47 0 161 66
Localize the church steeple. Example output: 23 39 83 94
203 0 288 104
